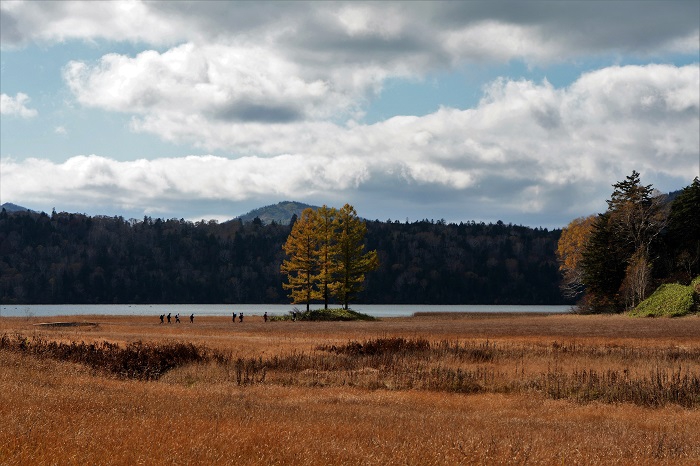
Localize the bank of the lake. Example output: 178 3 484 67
0 304 572 318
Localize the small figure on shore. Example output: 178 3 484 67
190 313 194 323
263 312 268 322
232 312 236 323
175 313 181 323
292 311 297 322
167 313 172 324
239 312 243 323
159 314 164 324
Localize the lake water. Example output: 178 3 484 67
0 304 572 318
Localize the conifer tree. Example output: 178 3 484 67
314 205 338 310
330 204 379 310
281 208 319 311
580 171 667 311
667 177 700 280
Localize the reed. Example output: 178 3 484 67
2 314 700 464
4 333 698 408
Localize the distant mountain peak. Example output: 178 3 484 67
236 201 319 225
1 202 33 213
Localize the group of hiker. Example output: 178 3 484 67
159 313 194 324
159 310 291 324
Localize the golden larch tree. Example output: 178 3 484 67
314 205 338 310
281 208 320 311
556 215 596 298
330 204 379 310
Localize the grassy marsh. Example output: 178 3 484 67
1 313 699 464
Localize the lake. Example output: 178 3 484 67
0 304 572 318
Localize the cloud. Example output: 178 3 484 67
4 64 698 227
62 42 361 125
0 92 38 118
0 1 187 47
4 2 698 60
2 2 698 227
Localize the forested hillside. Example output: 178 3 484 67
0 209 566 305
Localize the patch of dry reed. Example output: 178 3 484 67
2 313 700 464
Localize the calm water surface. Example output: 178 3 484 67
0 304 572 318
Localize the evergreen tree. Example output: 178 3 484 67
580 213 625 312
280 208 319 311
330 204 379 310
667 177 700 280
580 171 667 311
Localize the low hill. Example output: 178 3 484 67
630 277 700 317
236 201 318 225
1 203 33 213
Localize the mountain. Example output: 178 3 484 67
236 201 318 225
1 203 33 213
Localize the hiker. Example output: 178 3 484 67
292 311 297 322
190 313 194 323
239 312 243 323
167 313 171 324
263 312 268 322
175 314 180 323
232 312 236 323
159 314 164 324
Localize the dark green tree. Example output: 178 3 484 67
667 177 700 280
580 171 667 311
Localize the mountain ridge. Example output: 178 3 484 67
0 203 34 213
236 201 319 225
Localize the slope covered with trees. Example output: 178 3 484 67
558 173 700 313
0 208 565 305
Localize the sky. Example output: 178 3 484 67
1 1 698 229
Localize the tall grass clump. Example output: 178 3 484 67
3 328 699 408
0 334 227 380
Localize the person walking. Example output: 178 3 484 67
159 314 164 324
232 312 236 323
239 312 243 323
263 312 268 322
167 313 171 324
175 314 180 323
190 313 194 323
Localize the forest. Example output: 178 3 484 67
0 208 566 305
558 174 700 313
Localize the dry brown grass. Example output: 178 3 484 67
1 313 700 464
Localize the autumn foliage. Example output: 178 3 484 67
281 204 378 310
558 173 700 313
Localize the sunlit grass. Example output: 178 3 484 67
2 313 700 464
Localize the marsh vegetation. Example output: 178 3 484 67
2 313 699 464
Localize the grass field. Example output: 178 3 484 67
1 312 699 465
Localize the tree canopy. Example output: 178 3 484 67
563 172 697 313
280 204 378 310
1 207 566 306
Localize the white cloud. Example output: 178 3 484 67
2 2 698 226
0 92 38 118
1 1 187 47
4 64 698 226
63 42 367 125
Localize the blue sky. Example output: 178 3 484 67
1 1 698 228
